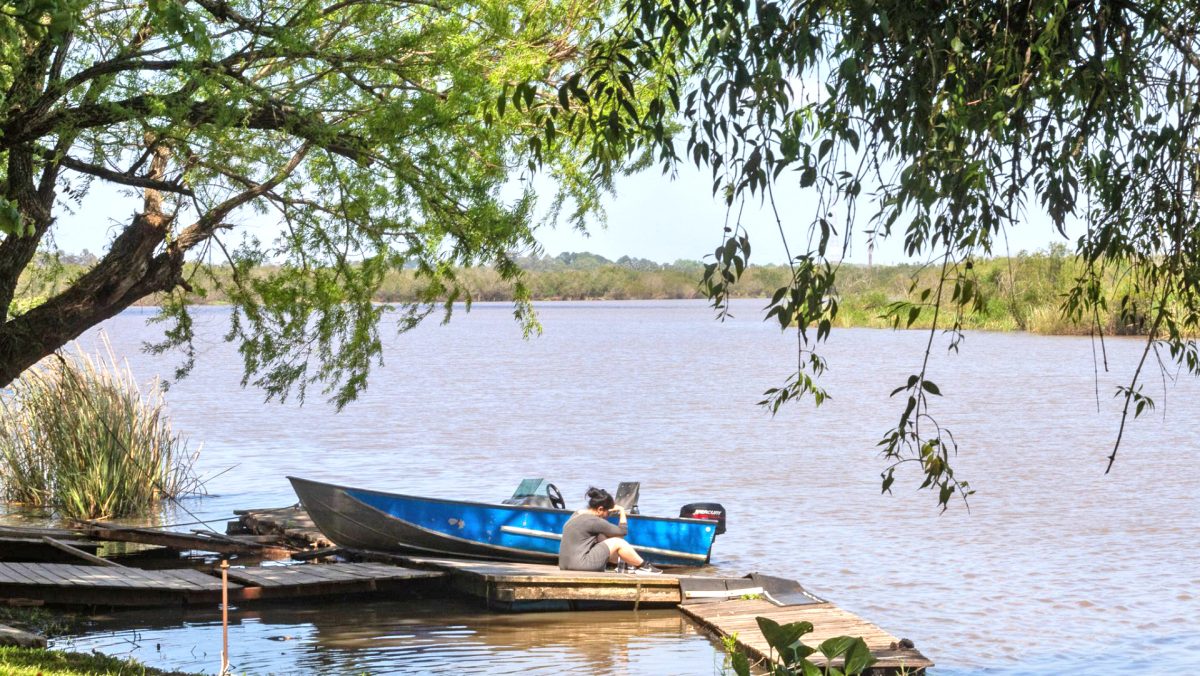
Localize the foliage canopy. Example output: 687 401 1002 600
0 0 643 404
5 0 1199 509
517 0 1200 508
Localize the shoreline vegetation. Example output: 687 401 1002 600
0 341 201 520
15 244 1153 336
0 646 200 676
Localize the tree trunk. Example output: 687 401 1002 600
0 214 184 388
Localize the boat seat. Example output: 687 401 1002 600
614 482 640 514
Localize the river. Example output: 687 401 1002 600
16 299 1200 674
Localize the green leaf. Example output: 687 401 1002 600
731 651 751 676
756 617 812 656
841 637 877 674
818 636 857 660
0 199 24 236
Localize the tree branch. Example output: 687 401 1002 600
33 146 195 196
173 143 311 253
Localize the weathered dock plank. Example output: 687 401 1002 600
0 562 239 606
680 598 933 673
224 562 442 601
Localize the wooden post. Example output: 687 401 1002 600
220 559 230 675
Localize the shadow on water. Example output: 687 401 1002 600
52 598 731 675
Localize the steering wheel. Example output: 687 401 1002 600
546 483 565 510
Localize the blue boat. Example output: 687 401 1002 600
288 476 726 567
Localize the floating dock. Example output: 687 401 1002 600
681 597 933 672
225 562 442 601
378 555 688 609
0 562 236 606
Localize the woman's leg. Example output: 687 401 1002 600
601 538 644 567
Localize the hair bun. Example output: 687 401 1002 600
585 486 615 510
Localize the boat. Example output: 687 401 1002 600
287 476 726 567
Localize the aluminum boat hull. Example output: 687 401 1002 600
288 476 719 567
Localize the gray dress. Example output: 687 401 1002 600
558 512 627 571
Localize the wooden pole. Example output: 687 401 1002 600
220 559 230 675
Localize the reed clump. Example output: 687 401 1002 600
0 342 201 519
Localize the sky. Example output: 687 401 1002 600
535 164 1080 266
52 160 1078 267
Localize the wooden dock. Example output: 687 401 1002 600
0 561 443 607
681 598 933 673
351 555 932 671
391 556 687 609
226 562 442 601
235 505 934 671
0 562 237 606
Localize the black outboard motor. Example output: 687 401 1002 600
680 502 727 535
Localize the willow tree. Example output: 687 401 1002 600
517 0 1200 508
0 0 646 403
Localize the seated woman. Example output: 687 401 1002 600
558 487 662 574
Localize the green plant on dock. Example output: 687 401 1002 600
0 340 201 519
728 617 876 676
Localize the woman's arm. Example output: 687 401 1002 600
590 512 628 537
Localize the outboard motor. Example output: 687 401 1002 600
680 502 727 535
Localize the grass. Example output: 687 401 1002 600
0 338 201 520
0 646 201 675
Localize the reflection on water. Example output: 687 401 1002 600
54 600 726 675
9 300 1200 674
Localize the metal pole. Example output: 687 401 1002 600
220 559 230 675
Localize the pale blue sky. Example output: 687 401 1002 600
539 163 1079 265
53 162 1077 266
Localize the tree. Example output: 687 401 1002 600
521 0 1200 508
0 0 643 405
9 0 1197 511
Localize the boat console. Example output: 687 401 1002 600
500 478 564 509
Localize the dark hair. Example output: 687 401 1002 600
585 487 615 511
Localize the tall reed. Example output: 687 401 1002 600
0 340 201 519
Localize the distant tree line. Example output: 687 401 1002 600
12 245 1155 336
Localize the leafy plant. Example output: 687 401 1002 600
728 617 877 676
0 338 201 519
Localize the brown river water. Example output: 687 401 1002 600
8 300 1198 674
